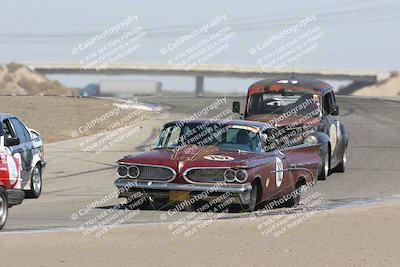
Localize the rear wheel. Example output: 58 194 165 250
25 164 42 198
0 187 8 230
282 183 301 208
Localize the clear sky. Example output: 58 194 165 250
0 0 399 90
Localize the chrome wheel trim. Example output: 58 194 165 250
32 166 42 194
342 150 347 169
0 194 6 225
324 153 330 177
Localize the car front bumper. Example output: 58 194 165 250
114 178 253 205
6 189 24 206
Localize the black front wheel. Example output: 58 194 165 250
334 146 347 173
243 182 258 212
318 151 330 180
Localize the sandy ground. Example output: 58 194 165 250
0 200 399 267
0 96 153 143
354 73 400 96
0 63 77 96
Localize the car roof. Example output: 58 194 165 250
165 119 273 131
248 78 333 96
0 113 15 120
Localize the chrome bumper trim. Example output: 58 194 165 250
114 178 252 194
114 178 252 204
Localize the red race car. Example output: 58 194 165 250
233 79 348 180
114 119 324 211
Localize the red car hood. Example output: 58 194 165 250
119 145 271 170
245 114 320 127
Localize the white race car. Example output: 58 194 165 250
0 113 45 229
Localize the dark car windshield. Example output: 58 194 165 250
247 92 321 117
157 122 263 152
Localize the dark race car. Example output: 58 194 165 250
232 79 348 180
0 114 46 229
114 119 324 212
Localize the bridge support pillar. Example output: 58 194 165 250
195 76 204 96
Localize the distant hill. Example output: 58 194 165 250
0 63 77 96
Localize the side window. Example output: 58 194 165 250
331 91 337 106
2 120 15 140
10 118 29 143
323 92 334 115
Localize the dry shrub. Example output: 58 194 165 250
6 62 23 73
17 78 48 95
3 73 13 83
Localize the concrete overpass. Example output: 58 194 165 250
27 63 389 95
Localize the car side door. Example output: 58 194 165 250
7 118 33 185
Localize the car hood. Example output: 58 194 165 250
118 145 272 170
245 114 320 127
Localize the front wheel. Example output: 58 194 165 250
25 165 42 198
334 145 347 173
243 182 258 212
318 151 330 180
0 187 8 230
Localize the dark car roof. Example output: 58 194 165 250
248 78 333 96
165 119 273 131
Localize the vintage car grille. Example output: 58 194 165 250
185 168 226 183
124 164 175 181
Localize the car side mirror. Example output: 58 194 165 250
5 137 20 147
232 101 241 114
331 105 339 116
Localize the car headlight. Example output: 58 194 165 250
128 165 140 178
224 169 236 182
304 135 318 145
224 169 248 183
117 165 128 178
235 169 248 183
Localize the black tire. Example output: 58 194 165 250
25 164 42 199
243 182 259 212
333 145 347 173
125 196 149 210
282 183 301 208
318 150 330 180
0 187 8 230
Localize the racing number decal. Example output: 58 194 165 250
275 157 284 187
203 155 234 161
329 124 338 156
7 153 21 186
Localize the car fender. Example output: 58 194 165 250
336 121 348 160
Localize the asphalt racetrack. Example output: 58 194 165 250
4 95 400 232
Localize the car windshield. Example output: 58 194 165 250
247 92 321 117
157 122 263 152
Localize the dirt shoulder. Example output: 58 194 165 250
0 63 77 96
0 200 399 267
0 96 153 143
353 73 400 97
